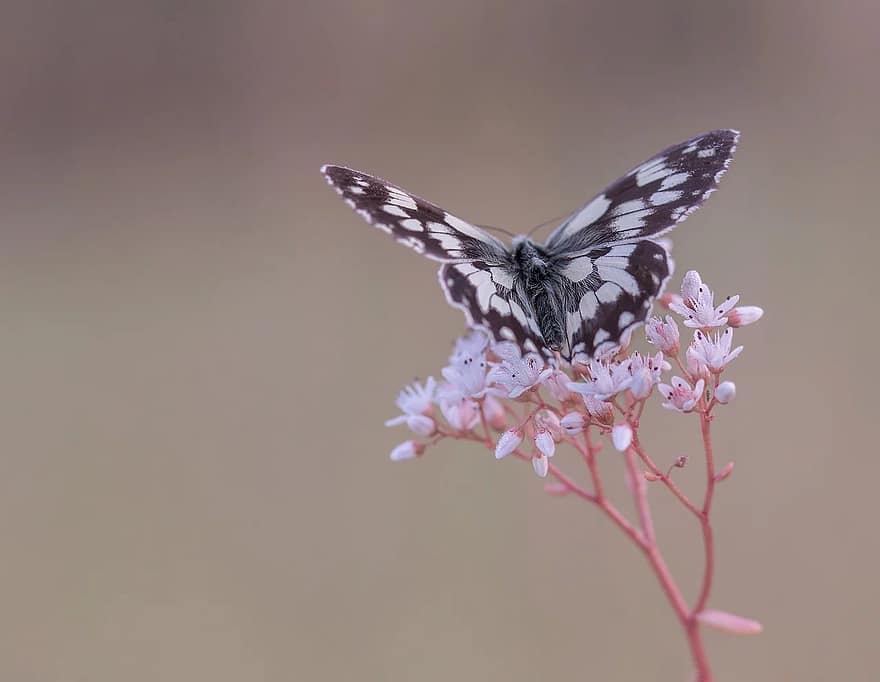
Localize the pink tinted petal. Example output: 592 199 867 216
697 609 763 635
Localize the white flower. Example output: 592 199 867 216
441 361 488 399
449 328 490 366
645 315 680 354
669 270 739 329
386 378 438 435
532 454 550 478
488 342 553 398
390 440 424 461
495 429 523 459
628 351 668 400
715 381 736 404
568 358 632 401
584 395 614 425
686 328 743 376
438 396 481 432
727 306 764 328
534 429 556 458
561 412 586 435
390 377 436 417
658 376 705 413
611 423 633 452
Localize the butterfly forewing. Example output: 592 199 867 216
545 129 739 252
321 165 510 263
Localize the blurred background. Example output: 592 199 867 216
0 1 876 680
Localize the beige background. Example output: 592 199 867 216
0 1 876 680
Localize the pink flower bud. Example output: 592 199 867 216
560 412 586 436
532 454 549 478
544 482 569 495
727 305 763 327
644 471 660 482
697 609 763 635
495 429 523 459
406 415 436 437
715 381 736 404
545 369 574 402
715 461 735 482
611 423 633 452
482 395 507 430
390 440 424 461
534 430 556 458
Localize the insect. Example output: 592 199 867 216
321 129 738 362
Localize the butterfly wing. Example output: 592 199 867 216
322 165 546 350
544 129 739 359
439 262 547 357
321 165 510 263
545 129 739 252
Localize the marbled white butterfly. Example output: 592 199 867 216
322 129 738 362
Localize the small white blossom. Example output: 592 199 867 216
645 315 681 354
584 395 614 425
669 270 739 329
686 328 743 376
441 359 488 399
611 423 633 452
561 412 586 436
449 328 490 366
386 378 438 435
568 358 632 401
534 429 556 458
629 351 668 400
439 396 481 432
532 454 550 478
727 305 764 328
488 342 553 398
390 440 424 461
658 376 705 413
715 381 736 404
390 377 436 417
495 429 523 459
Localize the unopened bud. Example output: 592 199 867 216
644 471 661 482
406 415 436 437
534 430 556 458
674 455 688 468
611 423 633 452
390 440 425 462
715 381 736 404
727 306 763 327
532 454 549 478
495 429 523 459
482 395 507 430
715 461 735 482
560 412 586 436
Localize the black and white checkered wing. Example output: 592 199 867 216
545 129 739 252
544 129 739 359
322 164 546 352
321 165 509 263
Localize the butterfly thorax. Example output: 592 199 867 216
512 237 566 352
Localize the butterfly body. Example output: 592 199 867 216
322 129 738 362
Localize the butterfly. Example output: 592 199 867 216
321 129 738 363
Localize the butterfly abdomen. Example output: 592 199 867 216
513 239 566 352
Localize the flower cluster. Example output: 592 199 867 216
385 270 762 477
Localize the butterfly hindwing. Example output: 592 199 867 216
438 261 547 356
545 130 738 252
321 165 509 264
556 241 672 359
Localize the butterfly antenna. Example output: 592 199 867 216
478 224 517 239
526 212 568 239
